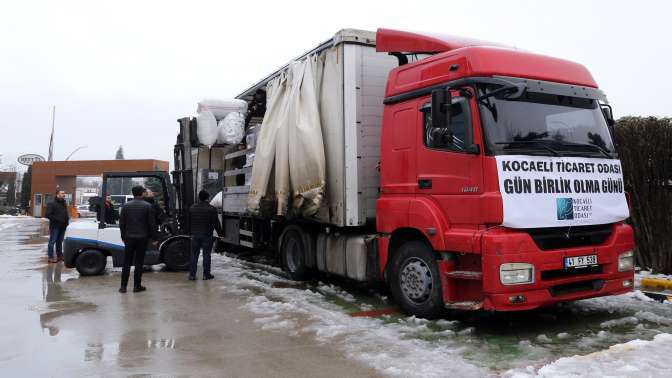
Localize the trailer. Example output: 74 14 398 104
180 28 635 318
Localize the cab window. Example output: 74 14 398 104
422 97 472 152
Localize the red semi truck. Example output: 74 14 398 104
180 28 635 318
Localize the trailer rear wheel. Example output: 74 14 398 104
163 238 191 271
75 249 107 276
280 226 310 281
389 241 444 319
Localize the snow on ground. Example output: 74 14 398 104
216 255 488 377
532 333 672 378
213 253 672 377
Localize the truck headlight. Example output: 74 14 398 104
500 263 534 285
618 250 634 272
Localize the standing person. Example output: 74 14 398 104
104 195 118 224
188 190 223 281
143 189 166 227
118 186 156 293
45 190 69 263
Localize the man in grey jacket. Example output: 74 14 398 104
118 186 156 293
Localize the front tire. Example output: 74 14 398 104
75 249 107 276
389 241 444 319
162 238 191 271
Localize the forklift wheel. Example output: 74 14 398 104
163 238 191 271
75 249 107 276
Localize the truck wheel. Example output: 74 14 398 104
280 226 310 281
75 249 107 276
389 241 444 319
163 238 191 271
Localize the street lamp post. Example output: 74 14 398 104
65 146 88 161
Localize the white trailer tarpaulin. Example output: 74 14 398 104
496 155 629 228
248 55 327 220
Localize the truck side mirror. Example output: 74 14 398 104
431 88 451 129
601 104 615 127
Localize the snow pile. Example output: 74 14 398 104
536 333 672 377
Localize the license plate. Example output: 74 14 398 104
564 254 598 268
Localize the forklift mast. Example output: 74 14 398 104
172 117 197 233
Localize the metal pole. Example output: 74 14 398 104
65 145 88 161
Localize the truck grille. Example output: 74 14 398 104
549 279 604 297
541 265 603 281
524 224 613 250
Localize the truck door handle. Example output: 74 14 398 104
418 179 432 189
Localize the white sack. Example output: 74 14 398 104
217 111 245 144
210 191 222 208
197 99 248 120
196 110 218 147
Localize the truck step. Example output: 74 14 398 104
444 301 483 311
445 270 483 280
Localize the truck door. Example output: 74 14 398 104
415 90 484 225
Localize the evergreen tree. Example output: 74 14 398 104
20 166 31 209
115 146 125 160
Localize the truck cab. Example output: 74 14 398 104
64 171 191 276
375 29 634 316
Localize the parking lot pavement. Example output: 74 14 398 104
0 217 379 377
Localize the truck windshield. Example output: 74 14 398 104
477 85 616 158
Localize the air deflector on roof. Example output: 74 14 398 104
375 28 501 53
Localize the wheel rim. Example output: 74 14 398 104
400 257 433 303
285 236 301 272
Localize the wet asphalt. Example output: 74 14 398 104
0 217 379 377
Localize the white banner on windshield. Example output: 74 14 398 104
496 155 630 228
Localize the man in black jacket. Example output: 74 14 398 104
45 190 69 263
118 186 156 293
188 190 223 280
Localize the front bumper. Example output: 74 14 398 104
484 277 633 311
480 223 635 311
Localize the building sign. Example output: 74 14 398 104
17 154 46 166
496 155 629 228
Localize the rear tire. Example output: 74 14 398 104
389 241 444 319
280 226 310 281
163 238 191 271
75 249 107 276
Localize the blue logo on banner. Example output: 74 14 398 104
556 198 574 220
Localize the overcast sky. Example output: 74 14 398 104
1 0 670 171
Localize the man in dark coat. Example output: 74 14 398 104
188 190 223 280
45 190 69 263
104 195 118 224
118 186 156 293
143 189 166 228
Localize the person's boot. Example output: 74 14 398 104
133 286 147 293
203 273 214 280
48 258 57 263
188 275 196 281
57 256 64 262
119 287 127 293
